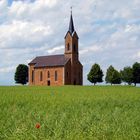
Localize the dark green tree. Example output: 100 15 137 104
105 65 121 85
105 65 114 85
120 67 133 85
111 70 121 84
87 63 104 85
14 64 28 85
132 62 140 86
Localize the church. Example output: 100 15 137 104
28 12 83 86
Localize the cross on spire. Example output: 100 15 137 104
70 6 72 15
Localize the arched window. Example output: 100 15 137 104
48 71 50 78
32 70 34 82
40 71 43 81
73 44 76 52
55 71 58 81
67 43 70 51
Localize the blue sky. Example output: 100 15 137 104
0 0 140 85
8 0 13 5
8 0 34 5
8 0 12 4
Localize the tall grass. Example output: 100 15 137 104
0 86 140 139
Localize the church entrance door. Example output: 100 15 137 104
74 80 76 85
47 80 50 86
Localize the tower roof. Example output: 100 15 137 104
69 10 75 34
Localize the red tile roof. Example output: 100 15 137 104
29 54 70 67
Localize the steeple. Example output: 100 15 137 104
65 7 79 62
69 7 75 34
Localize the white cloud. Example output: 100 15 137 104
47 45 64 54
80 45 101 55
0 66 15 73
137 52 140 57
134 51 140 60
0 20 52 49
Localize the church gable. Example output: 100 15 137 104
73 31 79 39
64 31 72 39
64 31 79 39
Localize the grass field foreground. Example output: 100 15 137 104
0 86 140 139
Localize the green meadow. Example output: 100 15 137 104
0 86 140 140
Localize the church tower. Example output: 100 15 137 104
64 10 79 64
64 10 83 85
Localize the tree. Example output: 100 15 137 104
132 62 140 86
14 64 28 85
105 65 121 85
120 67 133 85
111 70 121 84
105 65 114 85
87 63 104 85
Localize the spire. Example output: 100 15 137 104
69 7 75 35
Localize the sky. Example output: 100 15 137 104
0 0 140 85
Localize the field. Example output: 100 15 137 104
0 86 140 140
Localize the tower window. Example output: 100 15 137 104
67 43 70 51
55 71 58 81
73 44 76 52
32 70 34 82
48 71 50 78
40 71 43 81
67 72 69 77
